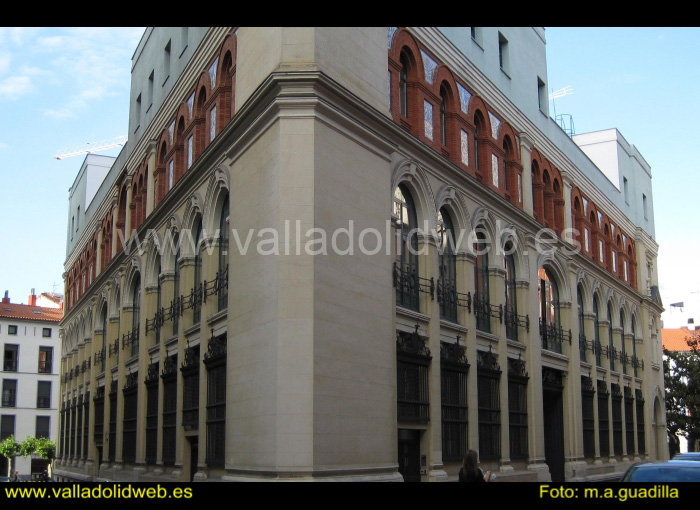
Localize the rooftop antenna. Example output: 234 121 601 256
54 135 127 160
549 86 575 137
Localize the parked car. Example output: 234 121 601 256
620 460 700 482
672 452 700 462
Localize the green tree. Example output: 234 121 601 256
0 435 20 477
664 332 700 454
0 435 56 478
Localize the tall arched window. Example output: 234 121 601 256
399 53 409 118
539 267 561 352
620 310 626 375
504 245 517 341
474 229 490 332
438 207 457 322
218 196 229 312
608 304 615 371
131 274 141 357
193 219 203 324
593 296 601 367
503 138 512 192
440 85 448 147
631 315 638 377
156 258 162 344
474 113 483 173
394 184 419 311
173 246 180 335
101 304 108 372
577 285 586 361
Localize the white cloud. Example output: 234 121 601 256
0 75 32 99
38 27 144 117
0 142 8 149
44 107 77 119
0 27 40 45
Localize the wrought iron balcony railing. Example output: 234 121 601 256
94 347 106 373
504 306 529 342
393 261 433 312
108 338 119 361
473 292 502 332
204 264 229 311
579 334 588 362
437 278 471 322
122 327 139 358
539 319 571 354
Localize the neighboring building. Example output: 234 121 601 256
1 291 62 476
661 326 697 454
56 27 665 482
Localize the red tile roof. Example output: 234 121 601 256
661 327 697 352
0 302 63 322
40 292 63 305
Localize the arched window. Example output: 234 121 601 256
440 85 448 147
593 296 601 366
608 304 615 371
173 246 180 335
156 257 162 344
218 196 229 312
131 274 141 357
503 138 512 192
437 207 457 322
100 304 108 372
394 184 419 311
474 229 490 332
631 315 638 377
620 310 626 375
474 113 483 173
504 245 517 341
399 53 409 118
538 267 562 352
577 285 586 361
193 219 203 324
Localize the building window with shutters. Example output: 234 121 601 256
122 372 138 463
161 355 177 465
37 381 51 408
108 381 117 461
36 416 50 439
611 383 623 456
440 339 469 461
204 335 226 467
396 328 431 423
598 380 610 457
145 362 159 464
507 357 528 459
477 349 501 460
581 376 596 458
181 344 199 431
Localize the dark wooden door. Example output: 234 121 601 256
543 387 565 482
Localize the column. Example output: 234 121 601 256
523 234 548 480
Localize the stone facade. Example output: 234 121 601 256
56 27 665 482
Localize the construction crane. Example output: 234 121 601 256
54 136 127 160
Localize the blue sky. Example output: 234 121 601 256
0 27 143 303
545 27 700 328
0 27 695 329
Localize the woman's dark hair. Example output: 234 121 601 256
463 449 479 477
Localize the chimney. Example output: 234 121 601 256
2 291 9 304
28 288 37 306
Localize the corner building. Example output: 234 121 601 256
56 27 666 482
